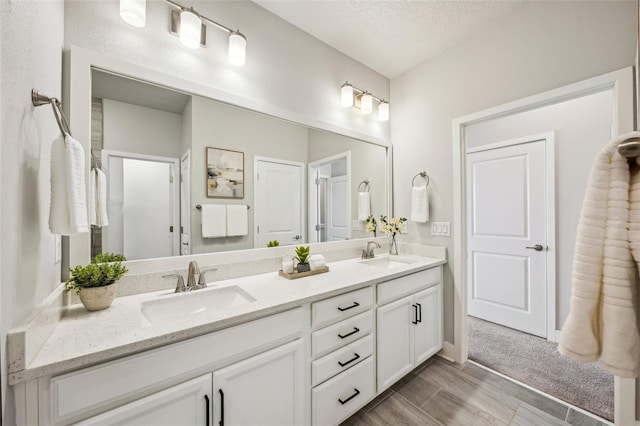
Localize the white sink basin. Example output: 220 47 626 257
141 286 256 327
359 256 414 270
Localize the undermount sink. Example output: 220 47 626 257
141 285 256 327
359 256 414 270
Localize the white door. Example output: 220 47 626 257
377 295 414 392
327 175 349 241
212 340 305 426
466 139 547 337
414 285 443 365
180 151 191 256
255 158 304 248
78 374 211 425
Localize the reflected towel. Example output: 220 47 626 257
201 204 226 238
226 205 248 236
49 135 89 235
89 168 109 227
308 254 327 271
411 185 429 223
358 192 370 221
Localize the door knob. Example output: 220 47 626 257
293 235 301 240
526 244 544 251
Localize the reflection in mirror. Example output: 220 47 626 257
90 69 387 261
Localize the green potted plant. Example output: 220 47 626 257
267 240 280 247
294 246 311 273
65 253 128 311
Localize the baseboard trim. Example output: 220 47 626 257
438 341 455 362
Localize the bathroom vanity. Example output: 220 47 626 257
8 249 444 425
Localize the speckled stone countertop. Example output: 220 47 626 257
8 253 445 385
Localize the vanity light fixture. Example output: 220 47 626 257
120 0 146 28
178 8 202 49
340 81 389 121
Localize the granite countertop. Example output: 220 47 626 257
8 254 446 384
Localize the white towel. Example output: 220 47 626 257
410 185 429 223
226 205 248 236
89 168 109 227
357 192 370 221
308 254 327 271
201 204 226 238
49 135 89 235
558 131 640 378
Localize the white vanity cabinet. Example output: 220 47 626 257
376 267 443 392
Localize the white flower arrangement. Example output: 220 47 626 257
365 215 377 235
379 215 407 236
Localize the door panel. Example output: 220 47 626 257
467 139 547 337
414 285 443 365
327 175 348 241
377 295 413 391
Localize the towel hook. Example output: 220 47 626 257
358 180 370 193
412 171 429 188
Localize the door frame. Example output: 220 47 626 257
253 156 306 248
452 66 635 425
180 149 191 255
466 132 556 340
308 151 352 243
101 149 181 257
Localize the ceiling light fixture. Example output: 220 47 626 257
120 0 146 28
340 81 390 121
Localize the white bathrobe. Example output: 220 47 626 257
558 131 640 378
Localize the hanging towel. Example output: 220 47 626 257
88 168 109 227
357 192 370 221
410 185 429 223
49 135 89 235
201 204 226 238
558 131 640 378
308 254 327 271
226 205 248 236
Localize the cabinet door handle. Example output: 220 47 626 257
416 302 422 323
412 304 419 324
337 302 360 312
338 327 360 339
338 352 361 367
338 388 361 405
204 395 210 426
218 389 224 426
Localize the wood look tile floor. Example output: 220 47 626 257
341 357 608 426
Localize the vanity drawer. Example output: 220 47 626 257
377 266 441 305
312 310 372 358
312 334 373 387
312 286 373 329
312 356 374 426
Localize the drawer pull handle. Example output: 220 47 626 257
338 388 361 405
204 395 210 426
219 389 224 426
337 301 360 312
412 304 419 324
338 327 360 339
338 353 361 367
416 302 422 323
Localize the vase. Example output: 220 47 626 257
296 262 310 273
389 234 398 255
79 282 118 311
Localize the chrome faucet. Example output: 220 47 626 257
362 241 381 259
163 261 218 293
187 260 200 290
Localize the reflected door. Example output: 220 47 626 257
255 158 304 248
327 175 348 241
180 151 191 256
466 138 547 337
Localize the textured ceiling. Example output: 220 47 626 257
253 1 527 78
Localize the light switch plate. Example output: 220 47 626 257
431 222 451 237
352 220 364 231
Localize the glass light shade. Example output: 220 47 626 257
120 0 146 28
228 32 247 67
378 101 390 121
341 83 354 107
361 93 373 115
179 9 202 49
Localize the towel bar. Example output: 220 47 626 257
196 204 250 210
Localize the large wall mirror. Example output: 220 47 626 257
69 50 389 264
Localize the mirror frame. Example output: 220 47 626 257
65 45 393 269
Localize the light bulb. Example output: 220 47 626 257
179 9 202 49
378 101 389 121
120 0 146 28
228 31 247 67
361 93 373 115
341 83 354 107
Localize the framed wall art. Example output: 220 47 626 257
206 147 244 199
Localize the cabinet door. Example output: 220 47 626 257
376 295 414 392
212 339 305 426
414 284 443 365
77 374 212 426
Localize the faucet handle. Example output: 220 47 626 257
197 268 218 287
163 274 186 293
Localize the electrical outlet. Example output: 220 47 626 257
55 235 62 264
352 220 364 231
431 222 451 237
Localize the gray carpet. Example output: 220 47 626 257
468 316 614 422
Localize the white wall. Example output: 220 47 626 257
391 2 636 343
102 99 182 159
0 1 65 422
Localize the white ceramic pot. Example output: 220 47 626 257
79 282 118 311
